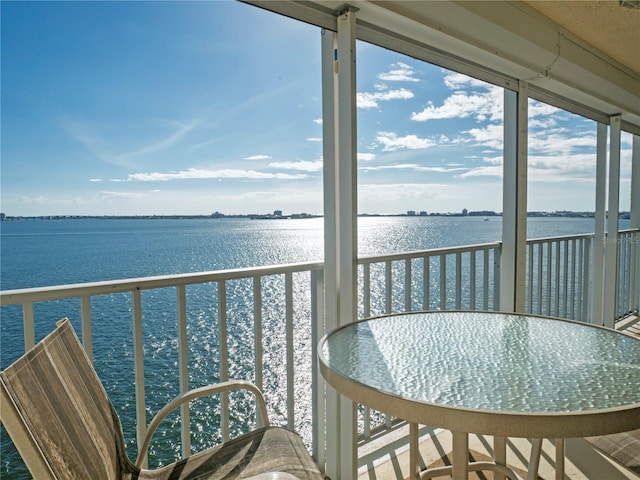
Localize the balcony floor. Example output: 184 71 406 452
358 426 638 479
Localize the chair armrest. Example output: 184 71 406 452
136 380 270 467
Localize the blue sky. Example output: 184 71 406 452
1 1 633 217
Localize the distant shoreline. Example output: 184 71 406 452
0 211 631 221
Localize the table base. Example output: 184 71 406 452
409 424 565 480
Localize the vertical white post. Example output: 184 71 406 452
311 269 326 465
631 135 640 314
592 123 608 324
337 9 358 479
176 285 191 457
321 28 339 480
502 89 516 311
321 5 358 477
80 296 93 360
501 84 528 312
132 289 147 466
603 115 622 328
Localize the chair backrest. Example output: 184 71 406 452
0 319 137 479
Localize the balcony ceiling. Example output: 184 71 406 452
523 0 640 76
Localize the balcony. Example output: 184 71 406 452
1 0 639 478
1 230 638 479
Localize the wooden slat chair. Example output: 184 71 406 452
0 319 325 480
585 430 640 476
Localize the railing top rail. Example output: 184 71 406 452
526 232 595 245
357 241 502 264
0 261 325 305
525 227 639 245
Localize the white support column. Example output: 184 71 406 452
603 115 622 328
630 135 640 314
320 28 337 478
592 123 608 324
501 83 528 312
337 10 358 479
321 6 358 478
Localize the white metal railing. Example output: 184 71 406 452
524 229 639 323
1 262 325 467
1 232 638 473
524 233 594 321
616 229 640 319
355 242 501 441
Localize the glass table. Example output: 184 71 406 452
318 311 640 480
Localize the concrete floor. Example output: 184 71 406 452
357 425 638 479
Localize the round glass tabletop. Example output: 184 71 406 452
320 312 640 414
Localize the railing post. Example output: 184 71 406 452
22 302 35 351
132 288 147 466
285 272 295 430
218 280 229 442
176 284 191 457
311 269 326 465
80 296 93 360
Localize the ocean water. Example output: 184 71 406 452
0 215 624 478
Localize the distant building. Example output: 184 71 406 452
274 210 283 217
407 210 416 216
419 211 428 216
462 208 468 216
0 213 5 221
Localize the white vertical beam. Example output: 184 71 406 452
502 89 517 311
632 135 640 230
630 135 640 314
336 9 358 479
321 28 339 480
501 83 528 312
592 123 608 324
321 5 358 477
515 83 528 313
603 115 622 328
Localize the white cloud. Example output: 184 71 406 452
244 154 272 160
458 165 503 178
306 137 322 142
89 178 102 182
357 88 414 109
376 131 437 151
98 190 152 199
529 131 596 155
377 62 419 82
362 164 467 173
529 100 561 117
465 124 503 149
126 168 307 181
313 118 323 125
443 72 490 90
411 88 502 122
268 160 322 172
358 153 376 161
